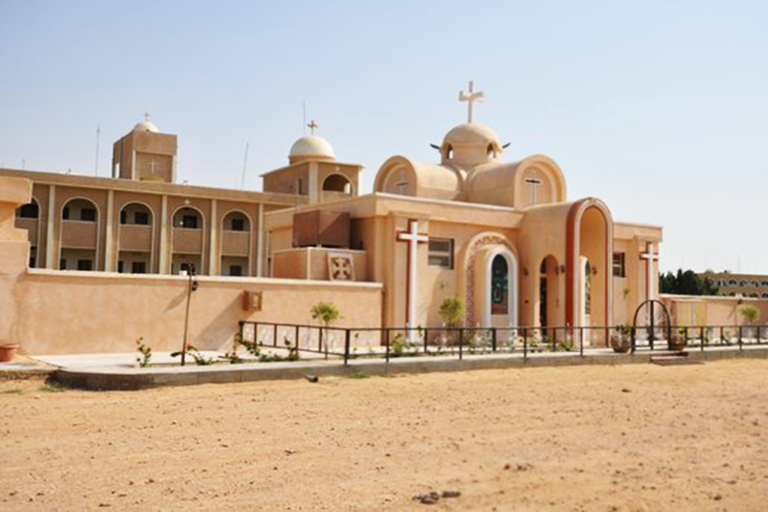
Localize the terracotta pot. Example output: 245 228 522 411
0 343 19 363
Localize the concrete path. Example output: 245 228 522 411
25 344 768 390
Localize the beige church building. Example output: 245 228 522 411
0 83 710 355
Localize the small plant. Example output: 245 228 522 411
237 336 263 358
40 380 67 393
438 297 464 328
135 337 152 367
346 369 368 379
559 340 574 352
171 345 215 366
390 334 406 357
221 351 243 364
284 338 299 361
311 301 341 357
739 305 761 325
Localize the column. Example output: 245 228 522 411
209 199 218 275
104 190 115 271
45 184 56 269
159 195 169 274
256 203 264 277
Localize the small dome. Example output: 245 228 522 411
289 134 335 164
133 120 160 133
443 123 500 148
441 123 502 168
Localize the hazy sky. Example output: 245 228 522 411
1 0 766 273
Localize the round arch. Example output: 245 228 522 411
513 155 567 207
116 201 156 273
59 196 101 271
479 245 519 328
321 173 354 194
170 204 207 274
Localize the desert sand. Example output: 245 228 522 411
1 359 767 511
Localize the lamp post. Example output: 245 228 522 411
180 264 199 367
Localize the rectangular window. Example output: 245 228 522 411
134 211 149 225
229 265 243 277
60 258 67 270
80 208 96 222
132 261 147 274
428 238 454 269
120 210 127 224
62 207 70 220
231 218 245 232
77 259 93 271
118 261 124 273
182 215 198 229
613 252 626 278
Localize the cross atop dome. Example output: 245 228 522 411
307 120 319 134
458 80 486 124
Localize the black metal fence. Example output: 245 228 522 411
237 321 768 365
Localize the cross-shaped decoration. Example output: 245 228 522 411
458 80 486 124
149 158 157 177
396 219 429 341
307 120 319 134
394 168 409 195
525 174 542 205
640 242 659 301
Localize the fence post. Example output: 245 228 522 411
457 328 463 360
423 328 429 354
523 327 528 361
295 325 300 349
720 326 725 346
492 328 497 352
385 329 391 363
580 327 584 357
739 326 743 351
254 322 259 345
273 324 278 347
344 329 351 366
700 326 705 352
318 327 324 353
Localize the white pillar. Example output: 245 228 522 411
104 190 114 271
159 195 169 274
256 203 264 277
209 199 218 275
45 184 56 269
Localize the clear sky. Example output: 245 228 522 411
1 0 766 274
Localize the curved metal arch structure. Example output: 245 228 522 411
631 299 672 353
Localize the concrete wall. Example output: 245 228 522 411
662 294 768 327
14 271 382 355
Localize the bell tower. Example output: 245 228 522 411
112 117 178 183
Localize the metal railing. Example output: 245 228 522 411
237 321 768 366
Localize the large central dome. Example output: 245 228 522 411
288 134 335 164
440 123 502 169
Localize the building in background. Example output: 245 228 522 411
701 271 768 299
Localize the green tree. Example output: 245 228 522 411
438 297 464 328
658 269 719 296
311 302 341 357
739 305 760 325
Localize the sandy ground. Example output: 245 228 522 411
1 360 767 511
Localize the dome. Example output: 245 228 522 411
443 123 500 147
133 120 160 133
289 134 335 164
440 123 502 169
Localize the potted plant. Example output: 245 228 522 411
669 328 687 352
610 325 632 353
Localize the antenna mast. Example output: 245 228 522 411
302 102 307 135
94 125 100 176
240 142 249 190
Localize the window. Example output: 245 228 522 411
60 259 67 270
132 261 146 274
612 252 626 277
18 203 38 218
118 261 124 273
134 211 149 225
62 207 70 220
181 215 198 229
120 210 128 224
29 256 35 268
77 259 93 271
229 265 243 277
428 238 453 269
80 208 96 222
230 218 245 232
491 255 508 314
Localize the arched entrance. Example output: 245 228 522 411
566 199 613 343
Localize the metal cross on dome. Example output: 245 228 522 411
458 80 486 124
307 120 319 134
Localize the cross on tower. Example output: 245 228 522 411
525 174 542 205
307 120 319 134
396 219 429 342
394 168 409 195
640 242 659 301
458 80 486 124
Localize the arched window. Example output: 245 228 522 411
446 144 453 159
486 144 496 158
491 255 508 314
173 207 202 229
223 211 250 232
120 203 152 226
322 174 352 194
17 200 39 219
62 198 98 222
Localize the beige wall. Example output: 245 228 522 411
15 271 382 355
662 294 768 327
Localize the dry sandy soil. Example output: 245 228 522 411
1 360 768 511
